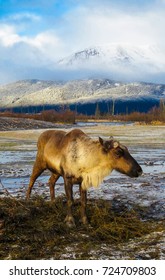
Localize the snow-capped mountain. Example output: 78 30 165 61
58 44 165 82
0 44 164 113
0 78 165 109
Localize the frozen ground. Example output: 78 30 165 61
0 123 165 259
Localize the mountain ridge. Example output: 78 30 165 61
0 78 165 110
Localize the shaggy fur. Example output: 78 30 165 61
27 128 142 194
26 128 142 225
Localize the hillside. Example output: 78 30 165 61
0 79 165 111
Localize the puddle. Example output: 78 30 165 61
77 121 134 127
0 150 36 164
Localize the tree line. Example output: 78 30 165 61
0 99 164 124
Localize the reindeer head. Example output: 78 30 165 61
99 137 142 178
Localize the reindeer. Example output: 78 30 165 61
26 129 142 227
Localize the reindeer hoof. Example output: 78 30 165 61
66 221 76 228
64 215 76 228
50 198 55 203
81 216 89 225
26 192 31 200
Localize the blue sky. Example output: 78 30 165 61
0 0 165 83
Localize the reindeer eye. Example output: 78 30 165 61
115 148 124 158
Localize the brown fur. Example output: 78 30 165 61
26 129 142 226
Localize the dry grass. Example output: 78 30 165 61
0 196 164 260
0 109 76 124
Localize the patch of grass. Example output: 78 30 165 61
87 200 156 242
0 196 164 260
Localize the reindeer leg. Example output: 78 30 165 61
79 184 88 225
48 173 60 201
26 156 46 199
64 176 75 227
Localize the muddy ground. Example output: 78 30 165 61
0 119 165 259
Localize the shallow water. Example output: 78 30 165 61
77 121 134 127
0 150 35 164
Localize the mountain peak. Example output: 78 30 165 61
57 43 165 83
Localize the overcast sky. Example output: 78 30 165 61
0 0 165 84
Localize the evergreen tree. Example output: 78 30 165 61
95 103 101 119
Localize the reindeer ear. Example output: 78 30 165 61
99 137 104 146
99 137 113 152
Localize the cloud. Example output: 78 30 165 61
3 12 41 23
61 2 165 50
0 24 20 46
0 22 64 59
0 0 165 83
